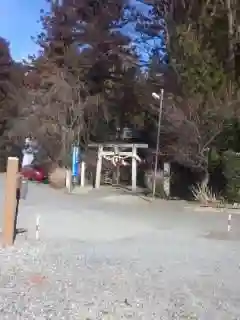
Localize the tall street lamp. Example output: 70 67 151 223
152 89 164 198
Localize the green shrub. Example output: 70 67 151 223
222 150 240 202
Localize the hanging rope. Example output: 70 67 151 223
104 153 142 167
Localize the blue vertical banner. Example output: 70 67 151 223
72 145 80 178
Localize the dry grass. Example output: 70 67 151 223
191 182 219 206
48 167 66 189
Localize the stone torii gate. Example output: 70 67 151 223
88 142 148 191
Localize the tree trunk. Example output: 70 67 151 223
226 0 236 77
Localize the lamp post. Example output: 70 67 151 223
152 89 164 198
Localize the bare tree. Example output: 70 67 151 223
17 63 91 166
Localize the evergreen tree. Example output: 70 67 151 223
26 0 140 163
0 36 25 169
136 0 240 172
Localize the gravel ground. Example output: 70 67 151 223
1 230 240 320
0 178 240 319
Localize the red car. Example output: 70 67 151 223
21 164 47 183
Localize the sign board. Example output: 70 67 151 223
72 146 80 178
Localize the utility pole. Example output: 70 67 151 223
152 89 164 198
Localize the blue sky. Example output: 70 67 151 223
0 0 48 61
0 0 165 63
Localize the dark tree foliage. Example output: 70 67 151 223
0 38 24 133
0 37 13 135
134 0 240 173
0 37 25 169
33 0 139 144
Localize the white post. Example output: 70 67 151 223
114 145 120 185
36 215 40 240
163 162 170 197
65 169 72 193
152 89 164 198
228 214 232 232
95 145 103 188
132 145 137 192
80 161 86 187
